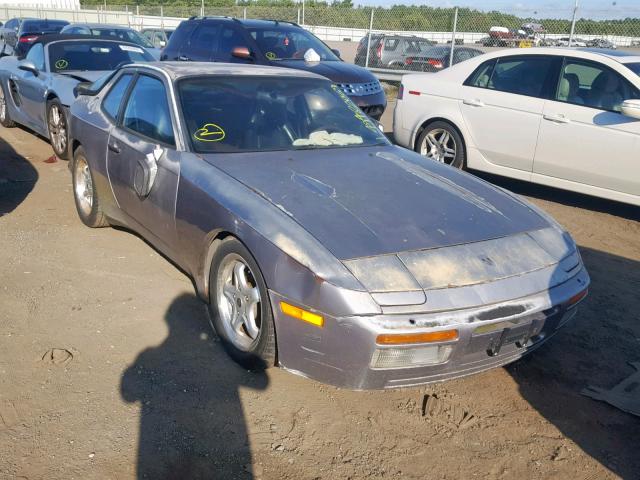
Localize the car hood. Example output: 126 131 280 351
203 145 550 261
270 59 377 83
57 70 111 83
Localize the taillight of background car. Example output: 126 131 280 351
428 59 444 69
19 34 39 44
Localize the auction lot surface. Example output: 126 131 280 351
1 121 639 480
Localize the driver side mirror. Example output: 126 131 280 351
232 46 253 60
621 99 640 120
18 59 39 76
331 48 341 58
74 82 96 97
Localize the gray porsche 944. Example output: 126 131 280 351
0 34 154 159
68 62 589 389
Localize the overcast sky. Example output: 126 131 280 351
355 0 640 20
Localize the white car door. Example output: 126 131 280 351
533 58 640 199
459 55 557 173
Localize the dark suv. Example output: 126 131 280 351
161 17 386 119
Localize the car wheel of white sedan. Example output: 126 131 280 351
416 121 465 169
209 238 276 370
47 99 70 160
72 146 109 228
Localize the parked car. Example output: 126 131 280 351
0 17 69 57
60 23 161 59
354 34 436 69
557 37 587 47
394 48 640 206
0 35 154 159
161 17 386 119
141 28 174 49
586 38 617 49
68 62 589 389
404 46 483 72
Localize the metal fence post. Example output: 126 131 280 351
243 7 247 20
449 7 458 68
125 5 129 27
365 8 374 69
302 0 305 26
297 8 300 25
568 0 579 47
201 0 204 17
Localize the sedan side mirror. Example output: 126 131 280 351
331 48 341 58
18 59 39 76
621 99 640 120
231 46 253 60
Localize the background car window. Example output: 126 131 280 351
558 60 640 112
5 19 18 30
21 20 67 34
488 56 554 97
178 76 388 153
25 43 44 70
466 60 496 88
103 73 133 120
384 38 399 51
187 23 220 60
248 27 338 61
48 41 154 72
217 26 249 62
90 28 154 49
122 75 175 146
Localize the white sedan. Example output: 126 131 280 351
394 48 640 206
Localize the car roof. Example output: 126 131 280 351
124 61 327 81
66 23 134 29
471 47 640 65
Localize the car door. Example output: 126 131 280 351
106 72 181 246
13 42 48 131
533 57 640 197
459 55 560 173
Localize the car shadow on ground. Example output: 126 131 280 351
0 135 38 216
120 293 268 480
507 245 640 478
472 171 640 222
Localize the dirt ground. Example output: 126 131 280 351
1 119 639 480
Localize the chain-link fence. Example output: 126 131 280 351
1 2 639 75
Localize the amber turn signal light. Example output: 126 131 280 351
280 301 324 327
376 329 459 345
567 289 588 306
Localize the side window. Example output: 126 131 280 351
384 38 398 51
186 23 220 60
122 75 175 146
487 56 554 98
465 59 496 88
557 59 640 112
26 43 44 70
102 73 133 120
217 26 249 62
454 50 474 64
5 19 17 30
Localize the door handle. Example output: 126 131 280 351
108 142 121 154
178 55 190 61
463 98 484 107
543 114 570 124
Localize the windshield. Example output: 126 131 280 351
48 41 154 72
248 27 339 61
22 20 67 34
179 76 388 154
626 62 640 76
90 27 154 49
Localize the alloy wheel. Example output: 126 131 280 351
74 156 93 216
216 254 262 351
48 104 67 154
0 87 6 123
420 127 457 164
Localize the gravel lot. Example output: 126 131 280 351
0 115 639 480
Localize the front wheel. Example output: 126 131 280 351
72 146 109 228
208 238 276 370
415 121 466 169
47 99 69 159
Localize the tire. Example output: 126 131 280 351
47 99 70 159
71 146 109 228
415 120 466 169
208 237 276 370
0 82 16 128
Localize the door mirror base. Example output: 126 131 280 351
231 46 253 60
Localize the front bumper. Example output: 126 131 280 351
350 90 387 120
271 265 589 390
